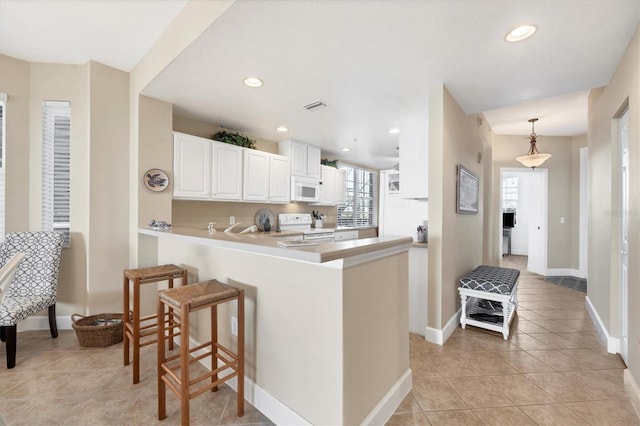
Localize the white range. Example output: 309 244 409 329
278 213 335 242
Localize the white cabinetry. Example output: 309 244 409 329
279 139 321 180
173 132 211 198
315 166 346 206
334 229 358 242
243 149 269 202
334 169 346 205
269 154 291 203
212 141 243 200
399 127 428 199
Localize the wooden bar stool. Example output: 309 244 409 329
157 280 244 426
123 264 187 384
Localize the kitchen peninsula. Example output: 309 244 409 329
139 227 413 425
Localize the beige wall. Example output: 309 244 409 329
428 85 485 329
588 27 639 382
0 55 31 233
571 134 588 268
492 134 584 269
87 62 130 312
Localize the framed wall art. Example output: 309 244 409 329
456 164 479 214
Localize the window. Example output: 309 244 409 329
337 163 376 227
0 93 6 239
502 176 518 212
42 101 71 246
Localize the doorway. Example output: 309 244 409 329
500 168 548 275
619 107 629 364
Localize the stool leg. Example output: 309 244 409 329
133 277 141 384
237 290 245 417
123 275 130 366
180 302 190 426
168 277 175 351
157 298 167 421
211 304 218 392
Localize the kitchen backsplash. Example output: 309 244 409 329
172 200 337 230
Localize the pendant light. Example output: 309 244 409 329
516 118 551 169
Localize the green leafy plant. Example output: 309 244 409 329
321 158 339 169
211 129 256 149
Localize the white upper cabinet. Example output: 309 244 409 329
319 165 336 204
306 145 322 180
314 165 345 206
334 169 346 205
269 154 291 203
399 126 428 199
173 132 211 198
279 139 322 179
243 149 269 202
212 141 243 200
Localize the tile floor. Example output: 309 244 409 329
0 329 272 425
388 255 639 425
0 256 637 425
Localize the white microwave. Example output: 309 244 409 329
291 176 319 202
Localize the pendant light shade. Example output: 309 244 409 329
517 118 551 169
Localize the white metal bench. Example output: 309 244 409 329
458 265 519 339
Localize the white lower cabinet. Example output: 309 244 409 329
334 229 358 242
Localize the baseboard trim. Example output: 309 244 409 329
625 369 640 419
361 369 412 426
546 268 584 279
585 296 618 354
16 315 73 332
425 308 461 345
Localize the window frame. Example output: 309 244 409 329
337 162 377 228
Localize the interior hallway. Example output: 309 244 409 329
389 255 639 425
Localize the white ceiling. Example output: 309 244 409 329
1 0 639 170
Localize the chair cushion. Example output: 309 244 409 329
459 265 520 295
0 295 56 326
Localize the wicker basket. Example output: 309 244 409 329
72 313 123 347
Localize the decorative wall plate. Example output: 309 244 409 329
254 209 274 232
143 169 169 192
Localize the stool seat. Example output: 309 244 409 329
124 264 185 282
157 279 244 425
160 280 240 309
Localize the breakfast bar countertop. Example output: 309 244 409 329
139 226 412 264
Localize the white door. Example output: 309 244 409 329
307 144 322 180
334 169 346 205
319 165 335 204
212 142 243 200
619 108 629 364
527 169 548 275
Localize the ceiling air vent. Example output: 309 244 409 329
303 100 327 111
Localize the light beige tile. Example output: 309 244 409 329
425 409 482 425
496 350 554 373
559 348 627 369
523 372 600 402
519 403 588 425
485 374 556 405
527 350 590 371
445 376 512 408
393 392 423 414
510 334 554 350
386 411 431 425
564 399 640 425
472 406 536 425
562 369 629 400
411 377 468 412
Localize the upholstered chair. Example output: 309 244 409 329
0 232 64 368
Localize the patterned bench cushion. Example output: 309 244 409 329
459 265 519 295
0 294 56 326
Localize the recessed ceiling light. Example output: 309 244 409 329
341 148 351 152
389 128 400 134
276 126 289 132
243 77 263 87
505 24 537 42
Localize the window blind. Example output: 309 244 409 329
337 164 377 227
42 101 71 247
